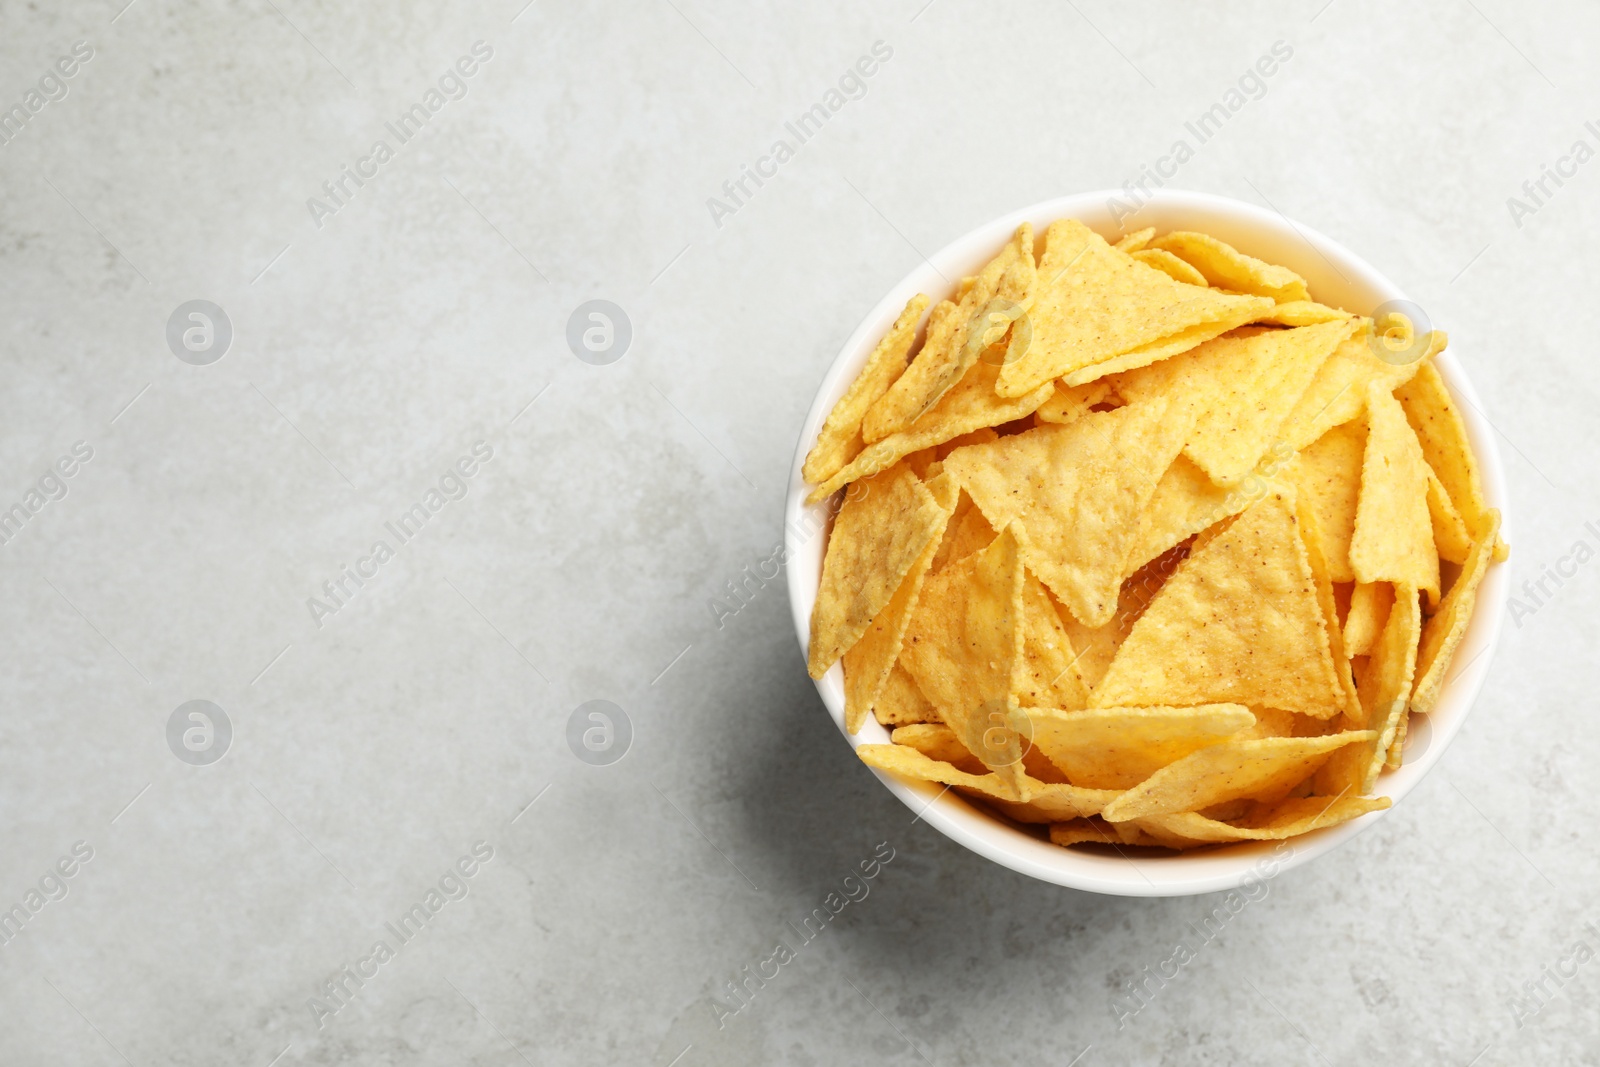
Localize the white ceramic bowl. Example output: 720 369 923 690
785 189 1509 897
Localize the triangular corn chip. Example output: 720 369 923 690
1100 732 1374 822
929 489 996 573
1343 581 1392 658
872 662 937 726
1133 794 1389 844
804 354 1055 504
1395 361 1494 541
1279 326 1441 450
1034 380 1110 425
1116 319 1357 486
1113 227 1155 253
1123 456 1289 578
1411 509 1501 714
899 524 1031 797
864 225 1035 441
995 219 1272 396
1291 418 1366 582
1316 584 1420 794
1349 382 1440 603
1148 230 1310 303
1025 704 1254 789
841 472 957 732
1425 466 1473 565
1048 818 1126 847
890 723 983 771
1015 575 1091 710
1293 486 1363 721
1253 301 1354 327
856 743 1116 819
943 397 1193 627
808 464 946 678
1093 487 1349 718
802 293 930 484
1131 247 1208 287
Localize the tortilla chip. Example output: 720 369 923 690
1291 418 1366 582
1131 247 1208 287
803 294 931 484
899 524 1031 797
1349 382 1440 603
808 465 946 678
840 472 957 731
1048 818 1125 847
935 426 999 459
1025 704 1254 789
1116 319 1357 486
1148 230 1311 303
929 490 996 573
1343 581 1393 658
1411 509 1501 714
805 354 1056 504
1316 584 1420 794
1123 456 1289 579
864 224 1035 441
1252 300 1354 327
1425 467 1473 566
944 397 1193 627
1135 794 1390 844
995 219 1273 396
890 723 984 771
1279 326 1440 451
856 744 1116 819
1093 487 1349 718
1113 227 1155 254
1034 380 1110 425
1395 361 1493 541
1100 732 1374 821
1015 575 1092 710
1294 486 1363 722
873 662 938 725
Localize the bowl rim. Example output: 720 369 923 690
784 188 1510 897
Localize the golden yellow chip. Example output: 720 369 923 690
840 471 957 732
1113 227 1155 254
1015 575 1092 710
1291 418 1366 582
1395 361 1493 542
1131 247 1208 287
1316 584 1420 794
1123 455 1280 579
1279 326 1440 451
1411 509 1501 714
890 723 984 771
1424 467 1472 565
1148 230 1310 303
808 465 946 678
995 220 1273 396
872 662 937 726
1252 300 1354 327
899 524 1031 797
1100 731 1374 822
1132 794 1390 845
1293 486 1363 721
805 353 1055 504
1025 704 1254 789
929 490 996 573
1116 318 1356 486
1349 382 1440 603
1033 380 1110 425
1342 581 1392 658
943 397 1192 627
802 294 930 484
856 743 1117 819
864 225 1035 442
1047 818 1123 847
1094 488 1349 718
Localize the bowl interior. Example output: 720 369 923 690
785 189 1509 897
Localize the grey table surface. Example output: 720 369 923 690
2 1 1597 1064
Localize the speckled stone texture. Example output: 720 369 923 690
0 1 1596 1064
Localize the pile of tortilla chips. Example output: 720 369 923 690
803 219 1505 852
